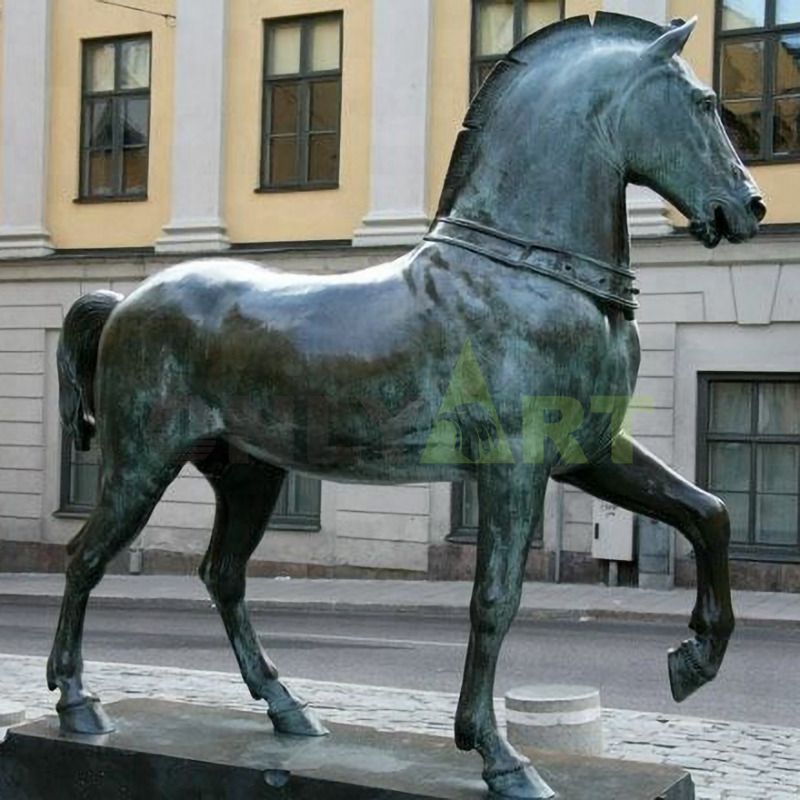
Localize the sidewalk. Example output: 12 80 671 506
1 652 798 800
1 573 799 626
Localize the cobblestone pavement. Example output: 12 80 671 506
1 653 797 799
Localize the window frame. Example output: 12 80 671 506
714 0 800 165
259 12 344 193
78 33 152 202
58 431 322 531
697 372 800 562
448 479 544 546
470 0 565 97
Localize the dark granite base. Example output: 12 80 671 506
0 699 694 800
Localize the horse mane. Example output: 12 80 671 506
437 12 669 217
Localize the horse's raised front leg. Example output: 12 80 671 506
455 463 554 800
559 433 734 702
195 441 327 737
47 464 179 734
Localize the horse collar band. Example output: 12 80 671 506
425 216 639 320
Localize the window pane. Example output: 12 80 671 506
89 150 114 195
87 99 113 148
721 99 763 158
476 0 514 56
720 40 764 98
123 148 147 194
709 382 751 432
311 17 340 71
709 442 751 492
524 0 561 35
268 24 301 76
270 84 299 135
123 97 149 146
777 0 800 25
269 136 298 184
310 80 340 131
717 491 750 543
120 38 150 89
774 97 800 154
758 444 799 493
463 479 479 528
721 0 766 30
758 382 800 434
474 60 498 92
776 35 800 94
87 42 115 92
308 133 339 182
756 494 798 546
290 475 321 515
69 442 100 507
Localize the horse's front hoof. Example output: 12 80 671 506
485 765 555 799
57 697 115 735
668 637 717 703
269 703 329 737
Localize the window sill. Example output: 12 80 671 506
741 156 800 168
73 194 148 204
445 529 545 548
53 509 91 519
268 519 321 532
255 183 339 194
729 547 800 564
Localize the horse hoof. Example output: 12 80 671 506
668 638 715 703
57 697 115 735
269 704 329 737
485 765 555 799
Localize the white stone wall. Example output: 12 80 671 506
557 233 800 564
1 233 799 574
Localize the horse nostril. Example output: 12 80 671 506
749 196 767 222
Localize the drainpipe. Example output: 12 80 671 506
554 481 565 583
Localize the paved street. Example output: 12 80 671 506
1 577 799 799
1 601 799 728
1 651 798 800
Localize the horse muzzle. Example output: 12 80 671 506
690 194 766 249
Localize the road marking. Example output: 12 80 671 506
264 631 466 649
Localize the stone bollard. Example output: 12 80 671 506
505 685 603 757
0 701 25 728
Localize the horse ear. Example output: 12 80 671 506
644 16 697 61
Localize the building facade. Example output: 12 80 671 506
1 0 799 591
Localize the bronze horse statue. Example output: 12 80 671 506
51 14 764 799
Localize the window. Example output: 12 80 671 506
471 0 563 96
80 35 151 200
716 1 800 161
449 479 543 544
261 13 343 191
698 375 800 558
59 432 321 530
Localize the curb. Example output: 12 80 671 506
0 592 797 628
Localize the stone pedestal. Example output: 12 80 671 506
0 699 694 799
0 701 24 728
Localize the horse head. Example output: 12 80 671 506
612 17 766 247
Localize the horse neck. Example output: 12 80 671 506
447 76 631 269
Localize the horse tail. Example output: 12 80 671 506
58 290 124 452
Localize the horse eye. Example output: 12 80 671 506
699 96 717 112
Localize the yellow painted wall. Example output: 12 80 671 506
427 0 605 217
47 0 175 249
225 0 372 243
671 0 800 225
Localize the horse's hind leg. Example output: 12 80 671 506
194 440 327 736
455 463 554 800
47 459 180 733
560 433 734 703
